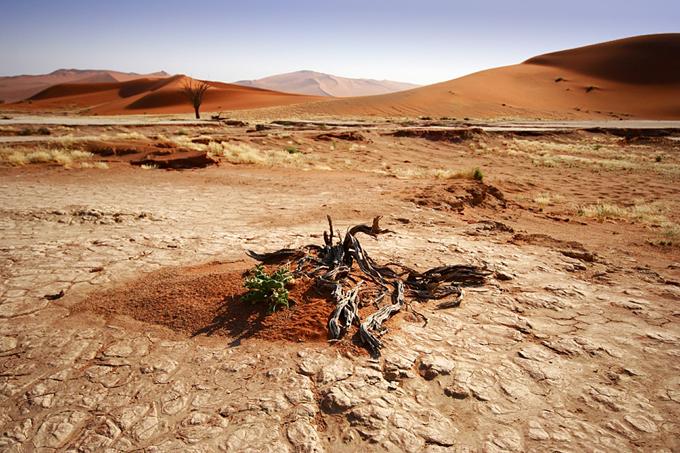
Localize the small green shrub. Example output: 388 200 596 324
472 167 484 181
242 264 293 313
285 145 300 154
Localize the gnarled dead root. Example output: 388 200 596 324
247 216 490 355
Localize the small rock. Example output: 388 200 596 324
624 414 657 433
444 384 469 399
0 336 17 352
528 421 550 440
419 355 455 380
287 419 324 453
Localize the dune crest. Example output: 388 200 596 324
524 33 680 85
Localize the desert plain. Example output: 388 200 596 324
0 34 679 452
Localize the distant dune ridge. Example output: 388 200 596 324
234 70 420 97
0 69 169 103
278 33 680 120
4 34 680 119
19 74 320 115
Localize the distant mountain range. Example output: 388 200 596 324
235 70 420 97
0 69 169 103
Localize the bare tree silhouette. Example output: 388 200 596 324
182 79 210 119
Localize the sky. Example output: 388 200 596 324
1 0 678 85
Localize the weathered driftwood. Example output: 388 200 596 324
328 281 362 339
247 216 489 355
360 281 405 352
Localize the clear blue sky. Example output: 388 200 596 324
1 0 678 85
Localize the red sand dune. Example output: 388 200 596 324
13 75 321 114
280 34 680 120
0 69 169 103
6 34 680 119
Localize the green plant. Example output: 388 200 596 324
472 167 484 181
285 145 300 154
242 264 293 312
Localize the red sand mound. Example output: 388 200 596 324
12 75 322 115
408 180 506 213
75 262 336 344
277 34 680 120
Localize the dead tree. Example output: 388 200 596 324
247 216 491 356
182 79 210 119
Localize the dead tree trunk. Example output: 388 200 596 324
182 79 210 120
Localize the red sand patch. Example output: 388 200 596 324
409 180 506 212
75 261 335 344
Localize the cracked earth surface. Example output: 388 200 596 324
1 161 679 452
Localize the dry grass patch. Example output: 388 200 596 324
533 192 566 206
113 131 148 141
79 161 109 169
387 166 484 180
661 223 680 242
576 201 670 224
1 146 93 167
507 138 680 177
531 154 638 171
207 141 311 168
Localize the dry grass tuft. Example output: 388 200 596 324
388 166 484 180
79 161 109 169
576 201 670 224
207 141 310 167
533 192 565 206
1 147 93 167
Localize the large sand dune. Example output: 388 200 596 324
5 34 679 119
15 75 321 114
0 69 169 103
235 70 419 97
277 34 680 120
